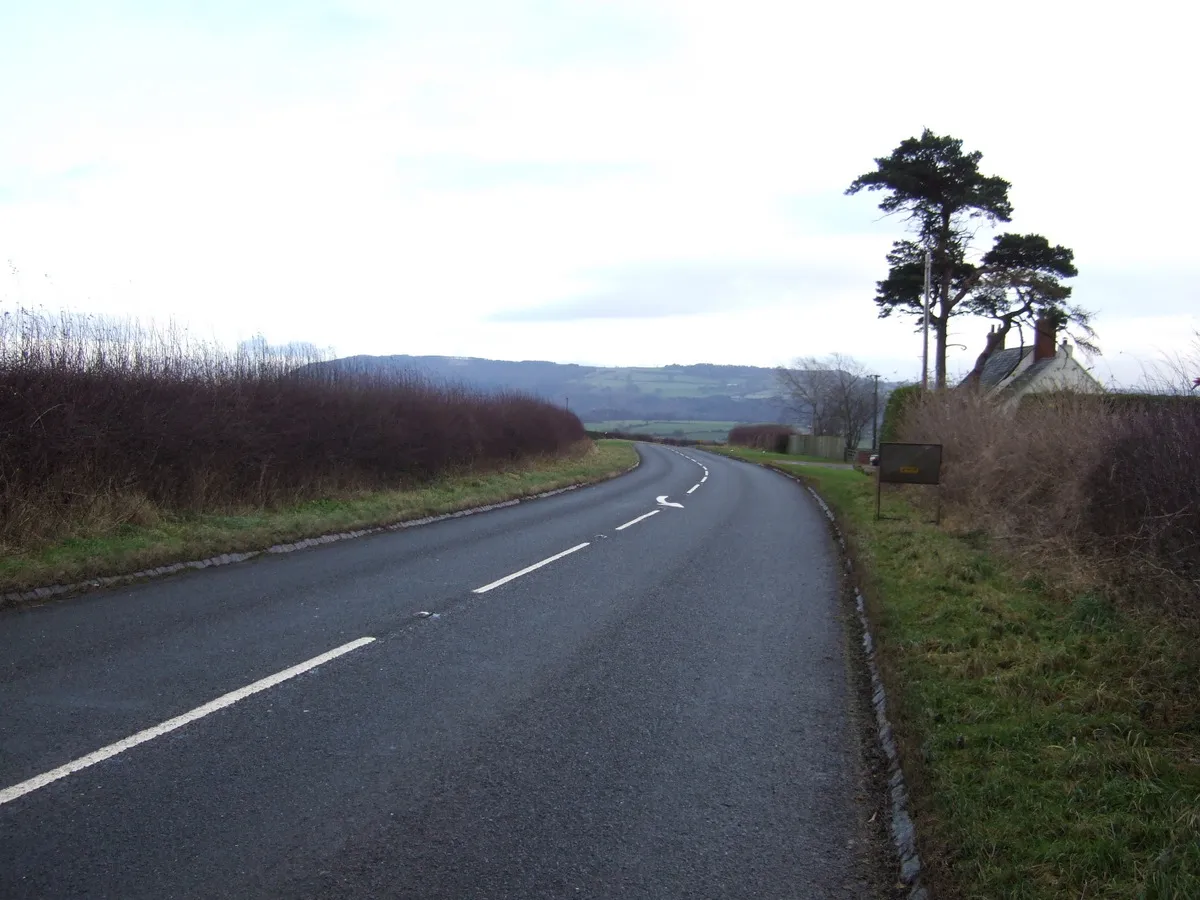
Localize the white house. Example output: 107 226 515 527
964 317 1104 406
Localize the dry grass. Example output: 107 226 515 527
0 440 637 594
901 390 1200 618
1 308 586 552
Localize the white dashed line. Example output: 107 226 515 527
687 484 699 494
472 543 590 594
665 447 709 491
0 636 376 807
615 510 660 531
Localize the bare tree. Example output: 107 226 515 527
776 361 837 435
776 353 875 450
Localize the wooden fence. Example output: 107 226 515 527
785 434 844 460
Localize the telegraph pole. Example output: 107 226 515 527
871 374 880 449
922 249 932 392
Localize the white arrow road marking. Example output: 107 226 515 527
656 495 685 508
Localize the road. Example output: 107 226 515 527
0 443 883 898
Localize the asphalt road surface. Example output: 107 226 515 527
1 444 883 898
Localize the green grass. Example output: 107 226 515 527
580 369 761 399
704 444 846 466
732 454 1200 899
0 441 638 596
588 381 728 399
585 420 738 440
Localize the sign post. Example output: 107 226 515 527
877 442 943 523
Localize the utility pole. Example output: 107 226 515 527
921 249 932 392
871 374 880 449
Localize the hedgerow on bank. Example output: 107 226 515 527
728 423 793 453
0 309 585 550
900 389 1200 618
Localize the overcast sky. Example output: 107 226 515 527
2 0 1195 386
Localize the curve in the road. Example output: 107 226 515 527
1 443 886 899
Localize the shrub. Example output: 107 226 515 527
1084 398 1200 607
0 308 585 549
900 388 1200 617
728 424 793 453
880 383 921 444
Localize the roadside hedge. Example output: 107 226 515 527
880 384 921 443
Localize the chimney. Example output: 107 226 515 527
1034 315 1056 361
985 325 1005 353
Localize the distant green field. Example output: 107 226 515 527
585 420 737 440
580 369 768 399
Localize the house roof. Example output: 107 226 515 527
976 347 1032 390
1002 358 1057 396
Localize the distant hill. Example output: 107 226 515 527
314 355 792 424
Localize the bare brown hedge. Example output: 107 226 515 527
1084 398 1200 596
0 310 585 548
900 390 1200 616
728 424 793 453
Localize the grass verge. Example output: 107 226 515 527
1 441 638 596
704 445 846 466
721 446 1200 899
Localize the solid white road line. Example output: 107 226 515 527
472 543 590 594
687 484 699 494
0 636 376 807
615 510 660 531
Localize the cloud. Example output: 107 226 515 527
1074 268 1200 320
480 0 672 68
0 162 110 205
490 263 856 322
395 156 645 191
1 0 1197 390
780 190 908 237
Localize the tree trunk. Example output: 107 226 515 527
936 269 951 389
965 334 1001 389
964 321 1014 389
935 320 948 390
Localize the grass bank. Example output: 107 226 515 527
704 445 845 466
0 441 637 596
718 445 1200 899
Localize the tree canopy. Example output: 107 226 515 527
847 129 1093 388
847 129 1013 243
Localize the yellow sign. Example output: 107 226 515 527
899 466 919 474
